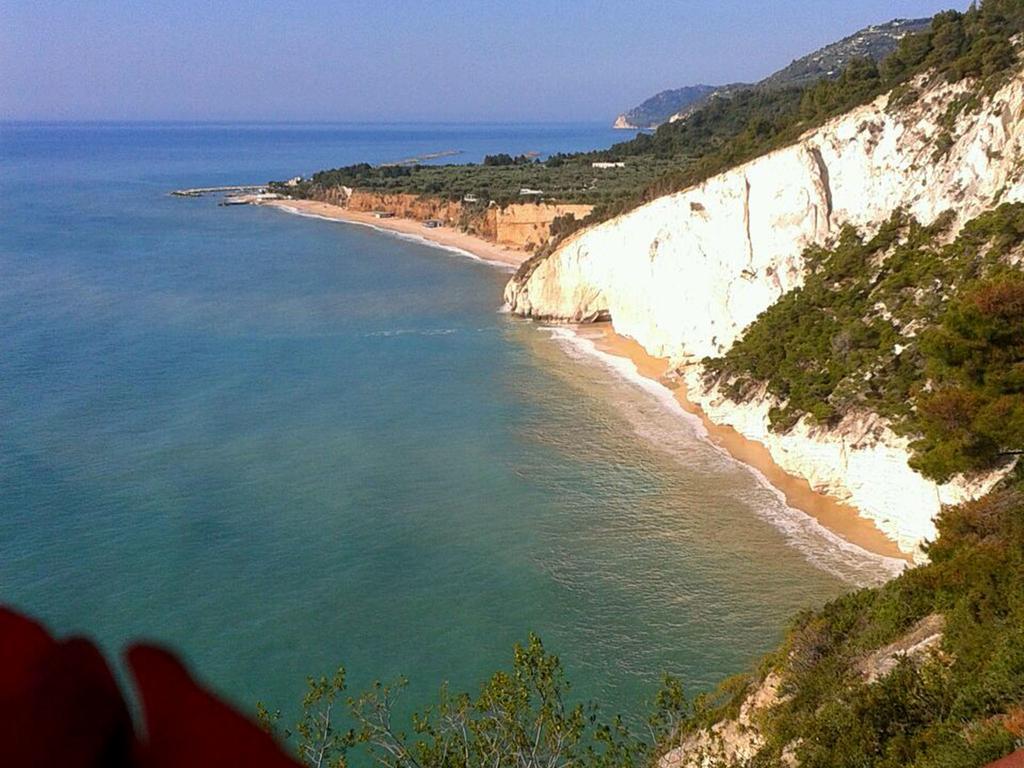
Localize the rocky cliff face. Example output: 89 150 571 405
345 190 465 223
319 190 591 252
682 371 1007 556
506 68 1024 556
480 203 593 250
659 615 947 768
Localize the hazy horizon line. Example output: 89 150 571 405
1 118 625 127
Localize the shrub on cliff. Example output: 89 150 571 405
753 480 1024 768
910 276 1024 479
261 634 690 768
703 203 1024 481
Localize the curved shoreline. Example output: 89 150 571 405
265 197 911 568
586 326 912 564
263 199 530 271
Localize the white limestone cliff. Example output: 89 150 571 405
681 371 1006 557
505 69 1024 557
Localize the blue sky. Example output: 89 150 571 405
1 1 964 122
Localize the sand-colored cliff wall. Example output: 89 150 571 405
484 203 593 250
344 191 466 223
314 190 592 252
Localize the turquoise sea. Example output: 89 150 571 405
0 123 893 728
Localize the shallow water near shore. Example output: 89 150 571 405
3 122 861 730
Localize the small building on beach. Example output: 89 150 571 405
423 219 443 228
372 211 395 219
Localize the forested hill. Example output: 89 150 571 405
611 17 930 130
759 17 931 90
612 84 720 130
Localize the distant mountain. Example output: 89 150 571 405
612 85 720 130
613 17 931 129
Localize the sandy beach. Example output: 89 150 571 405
585 325 913 563
268 197 910 563
263 199 530 269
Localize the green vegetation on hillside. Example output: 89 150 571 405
613 18 931 132
287 154 680 208
258 635 691 768
615 84 721 130
704 203 1024 481
746 475 1024 768
589 0 1024 222
758 18 932 90
276 0 1024 244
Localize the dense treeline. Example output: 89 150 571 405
279 154 680 208
704 203 1024 481
482 153 535 166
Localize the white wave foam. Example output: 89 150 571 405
365 328 459 338
541 325 907 586
272 205 517 272
541 326 709 441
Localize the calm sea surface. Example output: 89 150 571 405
1 123 878 729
